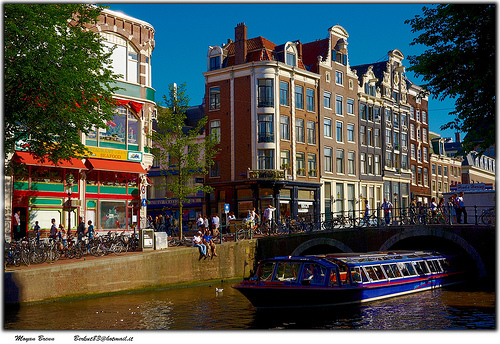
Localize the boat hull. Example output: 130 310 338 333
233 273 463 309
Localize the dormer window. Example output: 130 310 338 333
365 83 376 96
285 44 297 67
210 55 220 71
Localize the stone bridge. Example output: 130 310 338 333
254 224 495 280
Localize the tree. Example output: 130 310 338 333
150 83 219 240
4 4 119 164
405 4 495 155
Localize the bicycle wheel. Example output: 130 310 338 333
482 213 494 225
236 229 246 241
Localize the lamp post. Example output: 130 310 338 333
66 173 75 232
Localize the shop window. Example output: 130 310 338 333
31 167 64 183
100 200 127 230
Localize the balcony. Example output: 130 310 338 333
247 169 285 180
258 132 275 143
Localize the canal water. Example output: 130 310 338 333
4 280 495 331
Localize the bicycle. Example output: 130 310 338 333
480 208 495 225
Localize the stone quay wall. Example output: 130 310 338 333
5 240 258 304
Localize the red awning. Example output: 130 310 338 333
114 98 144 114
86 158 146 174
14 151 87 170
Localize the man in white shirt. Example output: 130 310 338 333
381 198 393 226
212 214 220 236
263 204 276 234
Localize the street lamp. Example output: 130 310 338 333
66 173 75 232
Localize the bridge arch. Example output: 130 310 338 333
291 238 353 256
379 228 486 278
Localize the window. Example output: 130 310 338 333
296 118 305 142
210 161 221 177
258 79 274 107
374 155 381 175
367 106 374 121
417 147 422 162
386 151 393 168
423 147 428 162
386 129 392 144
410 106 415 120
210 55 220 71
324 118 332 138
360 126 366 145
367 128 373 146
335 70 343 85
424 167 429 186
92 105 141 150
258 149 274 170
385 109 391 122
422 111 427 124
432 164 436 175
401 113 407 127
438 165 442 176
360 104 367 120
336 95 343 115
296 152 305 176
423 128 428 142
416 109 421 122
394 113 399 129
336 121 343 142
348 151 355 175
308 153 317 177
280 81 289 106
401 154 408 170
411 144 416 159
335 51 348 65
324 91 331 108
347 99 354 115
393 91 399 102
367 154 373 174
347 123 355 142
295 85 304 109
324 147 333 173
210 120 221 143
417 167 423 185
280 150 290 170
286 52 296 66
209 87 220 110
444 166 448 177
102 32 139 84
336 149 344 174
374 108 381 122
394 132 399 148
307 121 316 144
411 165 416 184
365 83 376 96
280 115 290 140
410 123 415 140
360 153 366 174
374 129 380 147
417 128 421 141
306 88 315 112
258 114 274 142
401 133 407 148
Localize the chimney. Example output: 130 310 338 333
235 22 247 65
455 132 461 143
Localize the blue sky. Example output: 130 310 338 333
104 2 460 140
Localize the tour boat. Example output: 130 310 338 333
233 251 465 308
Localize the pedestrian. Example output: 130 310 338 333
86 220 94 239
77 216 85 242
456 192 468 224
212 214 220 237
381 198 393 225
33 221 41 245
430 198 438 219
203 215 209 232
193 230 207 260
197 214 204 231
13 210 21 240
203 228 217 258
165 215 172 236
158 214 165 232
59 224 67 247
263 204 276 234
363 200 370 226
50 218 57 240
447 196 456 224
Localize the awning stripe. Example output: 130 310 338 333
86 158 146 174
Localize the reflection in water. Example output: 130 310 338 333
4 281 495 330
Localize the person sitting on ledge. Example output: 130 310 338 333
203 228 217 258
193 231 207 260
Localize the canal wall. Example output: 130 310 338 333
4 240 258 304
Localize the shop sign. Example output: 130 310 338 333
86 146 142 162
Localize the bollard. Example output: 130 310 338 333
474 205 478 225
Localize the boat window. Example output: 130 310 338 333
372 265 386 280
258 262 276 281
351 267 367 283
414 261 429 275
273 262 301 282
338 264 351 284
382 264 396 278
404 262 417 276
364 266 379 281
398 262 410 277
428 260 442 273
439 258 452 272
301 263 327 285
329 269 339 287
389 264 403 278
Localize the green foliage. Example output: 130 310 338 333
150 83 219 238
4 4 120 163
405 4 495 156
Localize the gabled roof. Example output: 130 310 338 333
351 61 388 85
302 38 330 73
